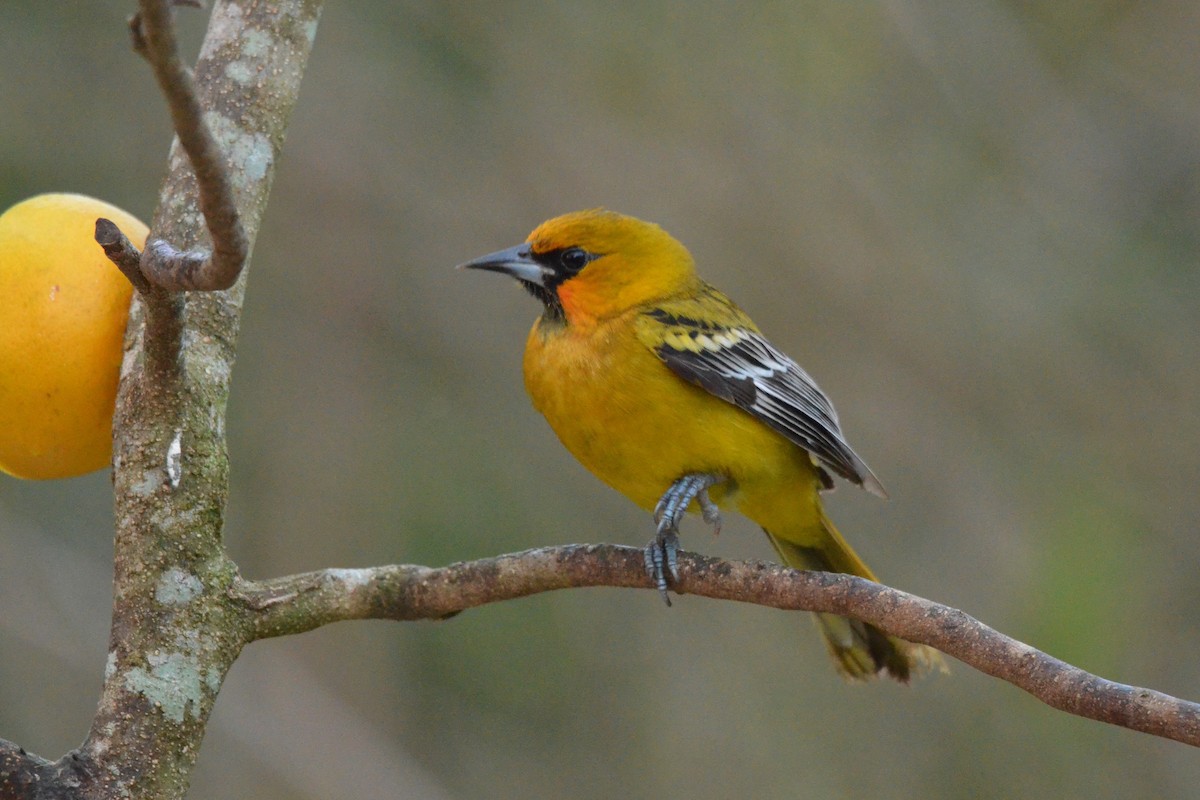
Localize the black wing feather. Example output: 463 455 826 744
642 289 886 497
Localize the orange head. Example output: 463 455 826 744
461 209 699 325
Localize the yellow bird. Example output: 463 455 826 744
463 209 939 681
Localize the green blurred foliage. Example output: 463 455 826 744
2 1 1199 798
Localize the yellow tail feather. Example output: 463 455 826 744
764 514 944 683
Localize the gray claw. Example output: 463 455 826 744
644 535 674 606
645 473 724 605
698 489 722 536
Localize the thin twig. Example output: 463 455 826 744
93 216 183 383
233 544 1200 748
125 0 248 291
95 219 152 294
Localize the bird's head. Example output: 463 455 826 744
460 209 699 325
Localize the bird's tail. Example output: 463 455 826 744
764 512 944 682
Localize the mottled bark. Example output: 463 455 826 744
232 544 1200 747
0 3 321 799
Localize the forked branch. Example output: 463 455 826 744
97 0 249 293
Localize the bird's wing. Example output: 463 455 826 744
636 285 886 497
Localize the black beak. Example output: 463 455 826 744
458 243 549 287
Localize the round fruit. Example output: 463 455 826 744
0 193 148 479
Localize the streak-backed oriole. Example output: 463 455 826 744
463 208 940 681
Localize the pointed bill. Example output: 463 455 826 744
458 243 549 286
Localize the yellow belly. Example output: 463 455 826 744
522 313 824 539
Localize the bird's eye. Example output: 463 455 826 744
559 247 589 274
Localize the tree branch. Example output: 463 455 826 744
55 3 323 799
95 219 153 294
233 544 1200 749
126 0 249 292
0 742 57 800
94 217 185 387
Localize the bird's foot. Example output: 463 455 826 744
646 473 724 605
644 527 680 607
697 489 722 536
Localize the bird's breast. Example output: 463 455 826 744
521 315 810 512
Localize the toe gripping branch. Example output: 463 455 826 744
645 473 724 605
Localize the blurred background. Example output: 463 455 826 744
2 1 1199 797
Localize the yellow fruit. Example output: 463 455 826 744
0 193 148 479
